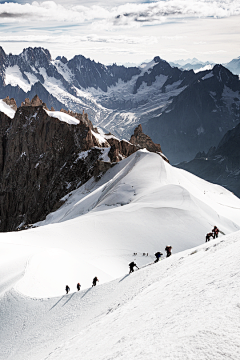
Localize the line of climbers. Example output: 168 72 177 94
129 245 172 274
205 225 220 242
64 225 222 295
65 246 173 294
65 277 99 294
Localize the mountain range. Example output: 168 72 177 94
170 57 240 75
0 46 240 164
1 49 240 360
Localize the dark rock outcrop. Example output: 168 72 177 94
106 125 168 163
0 99 104 231
0 97 166 231
130 124 162 153
2 96 17 111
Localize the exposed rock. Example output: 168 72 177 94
130 124 162 153
0 97 167 231
21 95 49 109
0 97 106 231
107 126 168 163
107 138 136 162
2 96 17 111
93 160 113 180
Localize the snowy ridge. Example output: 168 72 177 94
45 110 80 125
1 150 240 297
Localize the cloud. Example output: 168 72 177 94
197 50 227 54
0 0 239 26
0 11 25 17
162 35 187 40
112 0 240 26
0 33 158 45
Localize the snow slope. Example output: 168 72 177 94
0 231 240 360
0 150 240 298
1 150 240 359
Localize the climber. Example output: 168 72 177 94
205 232 213 242
77 283 81 291
92 277 99 287
165 245 172 258
65 285 70 294
154 251 163 263
129 261 139 273
212 226 219 239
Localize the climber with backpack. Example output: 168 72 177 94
154 251 163 263
65 285 70 294
77 283 81 291
129 261 139 274
212 226 219 239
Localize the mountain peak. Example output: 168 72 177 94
21 47 52 66
154 56 161 63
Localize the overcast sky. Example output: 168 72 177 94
0 0 239 65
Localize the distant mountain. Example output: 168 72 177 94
143 65 240 163
0 46 240 164
176 121 240 197
170 58 215 72
0 47 197 140
224 56 240 75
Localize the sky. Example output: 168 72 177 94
0 0 239 65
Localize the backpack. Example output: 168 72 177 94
129 262 134 267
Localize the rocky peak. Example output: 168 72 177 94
21 95 48 109
2 96 17 111
154 56 161 63
21 47 52 67
130 124 162 154
212 64 239 85
106 124 168 163
56 56 68 64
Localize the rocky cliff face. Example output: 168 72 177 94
0 96 165 231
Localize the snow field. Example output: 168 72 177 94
1 232 240 360
0 150 240 299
